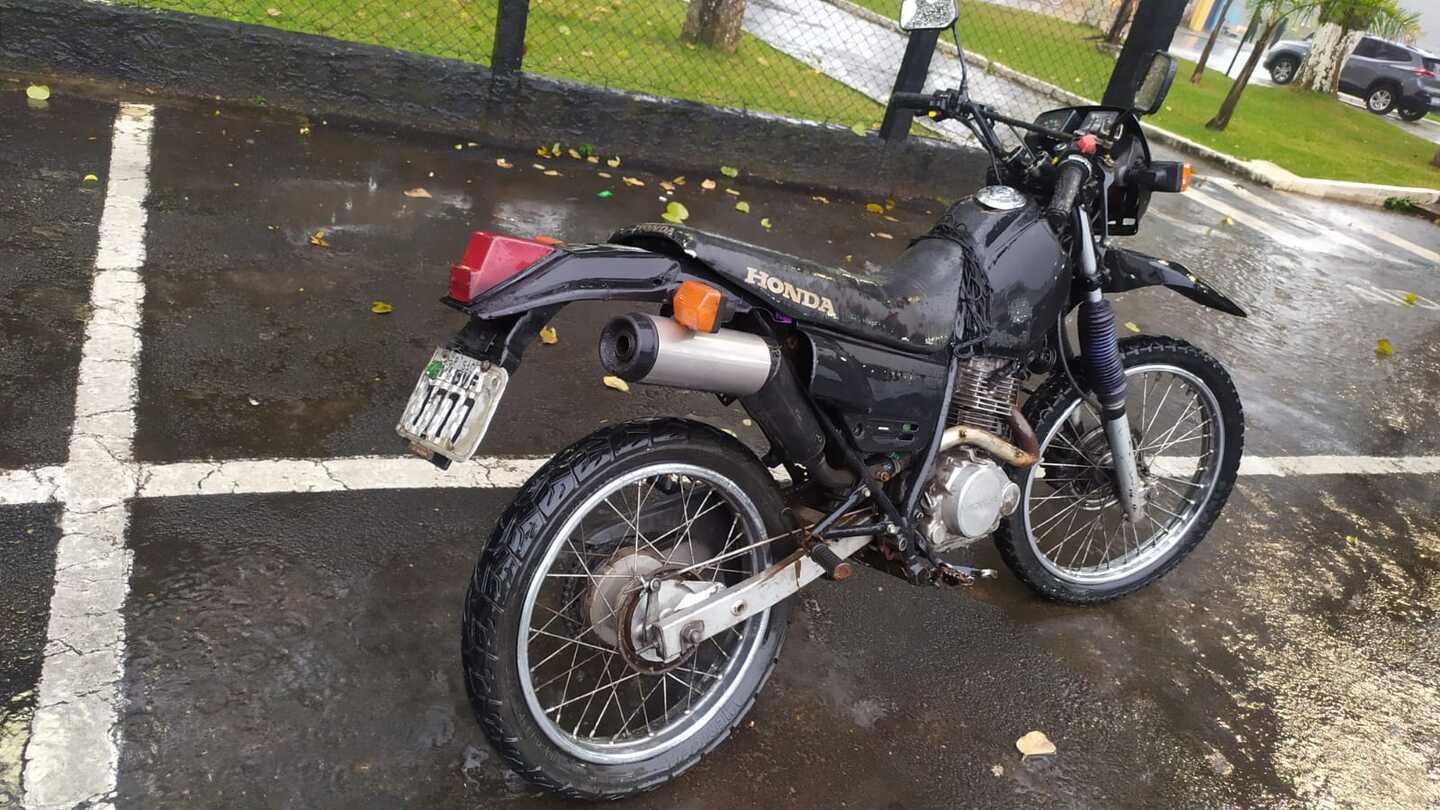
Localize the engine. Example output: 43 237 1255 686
920 356 1023 553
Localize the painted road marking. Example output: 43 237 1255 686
1199 178 1391 262
22 103 154 810
1337 214 1440 266
1183 187 1312 251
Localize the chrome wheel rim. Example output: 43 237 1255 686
1273 62 1293 81
516 463 769 764
1370 90 1392 110
1023 363 1224 586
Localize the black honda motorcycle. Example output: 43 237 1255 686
396 14 1245 799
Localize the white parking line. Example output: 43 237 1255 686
1199 177 1390 261
1183 187 1312 251
23 103 153 810
1338 214 1440 266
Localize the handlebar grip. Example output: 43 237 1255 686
889 91 934 111
1045 158 1090 221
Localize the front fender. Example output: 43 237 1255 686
1102 247 1247 317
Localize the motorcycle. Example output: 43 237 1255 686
396 1 1245 797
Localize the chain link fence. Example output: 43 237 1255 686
125 0 1147 138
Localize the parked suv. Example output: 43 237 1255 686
1264 35 1439 121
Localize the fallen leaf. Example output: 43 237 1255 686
370 300 393 314
403 187 432 198
1375 338 1394 358
885 198 896 210
579 143 595 157
991 765 1004 777
701 179 717 190
671 176 686 186
725 188 741 196
871 232 893 240
597 172 613 179
883 215 900 222
532 163 547 171
720 166 740 178
26 84 50 101
623 176 645 187
602 375 630 392
735 201 750 214
661 201 690 224
597 190 614 198
496 158 513 168
850 122 867 136
865 203 885 214
587 155 599 164
659 181 676 192
454 143 463 151
1124 321 1141 333
812 195 830 204
543 169 561 176
1345 534 1358 546
309 230 330 248
1220 215 1234 226
536 145 550 158
760 217 772 230
539 325 559 345
265 7 281 16
567 148 582 159
248 396 260 405
534 235 564 246
1016 730 1055 758
557 23 571 34
552 142 561 156
1404 292 1418 306
83 173 99 183
607 156 622 168
467 142 478 148
299 125 311 136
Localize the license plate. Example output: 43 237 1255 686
396 347 508 463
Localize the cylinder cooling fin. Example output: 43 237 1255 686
949 356 1018 437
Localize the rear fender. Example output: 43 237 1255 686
1102 247 1247 317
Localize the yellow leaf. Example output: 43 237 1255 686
865 203 885 214
1375 338 1394 358
265 6 282 15
532 163 547 171
760 218 772 230
850 122 867 136
871 232 893 240
735 201 750 214
83 173 99 183
536 146 550 158
587 155 600 164
370 300 393 314
659 181 675 192
299 126 311 136
671 176 686 186
1016 730 1055 758
622 176 645 187
725 188 741 196
539 325 559 345
552 142 561 156
661 201 690 223
607 156 622 168
1345 534 1358 546
403 187 431 198
543 169 561 176
720 166 740 178
597 172 613 178
602 375 630 392
1124 321 1141 333
309 230 330 248
812 195 830 204
1220 216 1233 226
885 198 895 210
701 179 717 190
454 143 463 151
567 148 582 159
496 158 513 168
883 215 899 222
1404 292 1418 306
26 84 50 101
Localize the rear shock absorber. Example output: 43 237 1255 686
1072 207 1147 522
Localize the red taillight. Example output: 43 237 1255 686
448 231 554 302
1414 68 1437 79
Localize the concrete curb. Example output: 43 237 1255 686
824 0 1440 206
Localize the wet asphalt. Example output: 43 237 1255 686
2 83 1439 808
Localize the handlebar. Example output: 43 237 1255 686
1045 156 1091 221
889 91 936 111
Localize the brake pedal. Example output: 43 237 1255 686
808 542 855 581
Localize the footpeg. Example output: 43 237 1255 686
937 561 997 586
808 542 855 581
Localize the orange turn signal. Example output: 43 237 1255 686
672 280 724 333
1180 163 1193 193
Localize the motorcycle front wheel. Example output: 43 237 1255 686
461 418 789 799
995 336 1245 604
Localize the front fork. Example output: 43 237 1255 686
1072 207 1147 523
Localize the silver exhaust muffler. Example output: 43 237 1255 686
598 313 777 397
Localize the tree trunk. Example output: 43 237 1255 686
1294 21 1343 92
682 0 747 53
1433 147 1440 168
1207 18 1279 130
1327 29 1361 96
1190 0 1237 84
1105 0 1135 45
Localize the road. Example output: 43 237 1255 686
2 85 1439 809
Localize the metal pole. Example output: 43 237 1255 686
880 29 941 142
492 0 530 78
1101 0 1185 108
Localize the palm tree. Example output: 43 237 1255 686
1292 0 1420 95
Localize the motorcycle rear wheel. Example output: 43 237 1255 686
995 337 1244 603
461 418 789 799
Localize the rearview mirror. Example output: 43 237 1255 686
1133 51 1177 115
899 0 958 31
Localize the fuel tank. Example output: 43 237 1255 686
937 193 1070 356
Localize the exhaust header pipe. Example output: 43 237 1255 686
598 313 777 397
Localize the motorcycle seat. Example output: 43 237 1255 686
611 223 972 354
